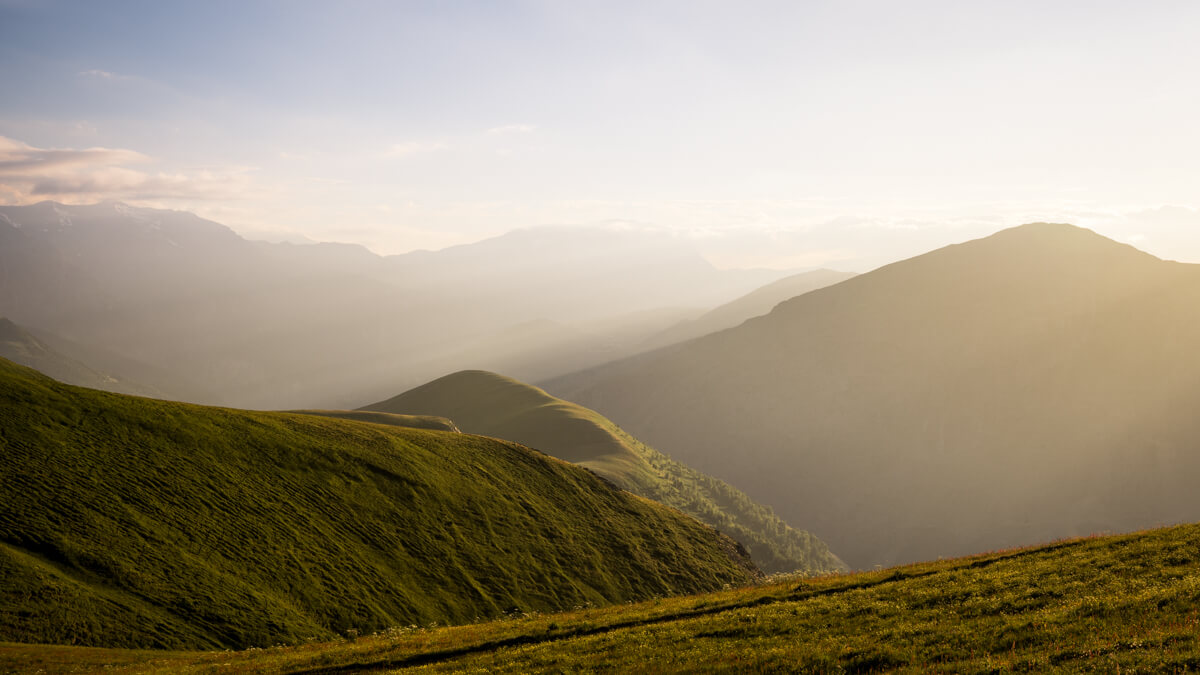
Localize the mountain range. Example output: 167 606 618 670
545 223 1200 569
8 205 1197 583
0 201 795 409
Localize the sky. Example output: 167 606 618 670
2 0 1200 271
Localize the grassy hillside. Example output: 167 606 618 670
363 370 845 574
545 223 1200 569
10 522 1200 672
0 358 757 651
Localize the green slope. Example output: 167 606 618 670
12 522 1200 673
287 409 460 432
362 370 845 574
0 358 757 651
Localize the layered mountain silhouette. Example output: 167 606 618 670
0 358 757 649
642 269 857 350
386 225 787 324
0 202 791 408
363 370 845 574
545 223 1200 569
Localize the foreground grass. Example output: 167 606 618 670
7 522 1200 673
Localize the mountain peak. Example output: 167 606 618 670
975 221 1158 261
1001 221 1085 234
836 222 1166 293
761 220 1174 329
365 370 557 418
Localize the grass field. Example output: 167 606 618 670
5 522 1200 673
0 358 756 651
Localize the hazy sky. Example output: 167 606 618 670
2 0 1199 270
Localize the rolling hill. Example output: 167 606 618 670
9 522 1200 673
362 371 845 574
0 358 758 650
544 223 1200 569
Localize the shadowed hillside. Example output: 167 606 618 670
0 358 757 650
545 223 1200 569
0 317 163 398
363 371 845 574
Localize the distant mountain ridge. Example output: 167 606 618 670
642 268 857 350
363 370 845 574
0 357 757 649
0 201 795 409
544 223 1200 569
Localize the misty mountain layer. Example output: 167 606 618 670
641 269 857 350
0 201 791 409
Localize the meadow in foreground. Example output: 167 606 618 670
4 522 1200 673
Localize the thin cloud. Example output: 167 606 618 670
486 124 536 135
75 69 156 87
385 141 448 157
0 136 254 203
0 137 148 173
77 69 123 80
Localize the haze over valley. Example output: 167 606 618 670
0 201 798 408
